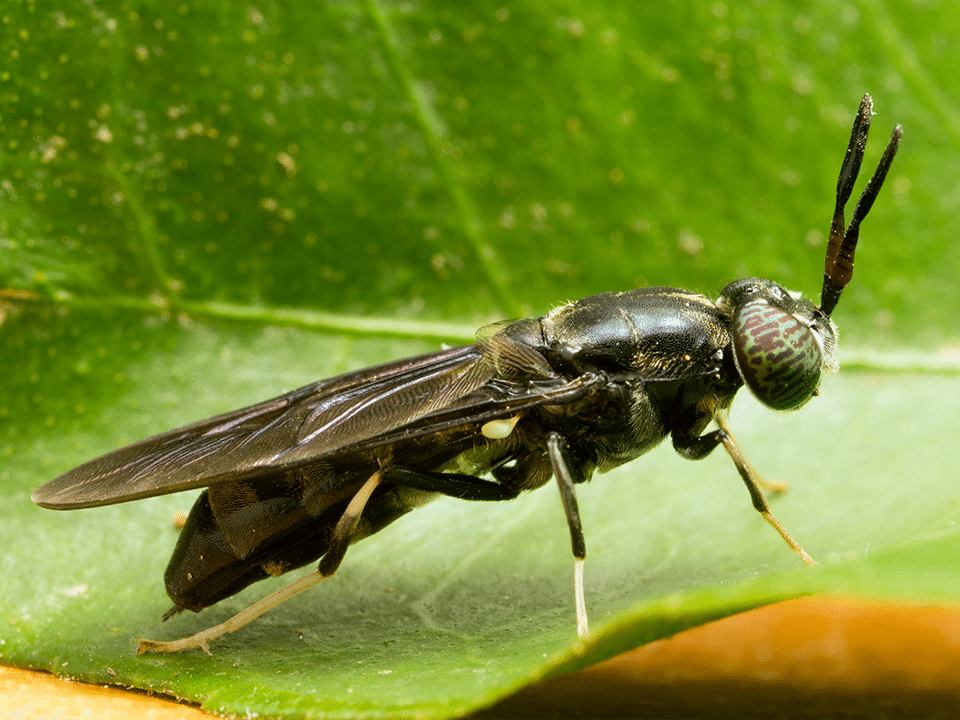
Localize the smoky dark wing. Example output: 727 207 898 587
33 345 495 509
273 344 497 465
343 370 606 455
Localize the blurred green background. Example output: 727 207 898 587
3 1 952 340
1 2 958 719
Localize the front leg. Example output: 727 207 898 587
673 413 817 567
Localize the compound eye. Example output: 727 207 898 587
732 301 823 411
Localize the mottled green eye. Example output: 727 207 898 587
732 301 823 411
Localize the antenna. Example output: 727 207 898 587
820 94 903 318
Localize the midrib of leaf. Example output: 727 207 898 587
20 289 960 374
34 293 480 344
838 348 960 373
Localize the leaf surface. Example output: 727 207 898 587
1 2 958 718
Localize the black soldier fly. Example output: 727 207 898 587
33 95 902 654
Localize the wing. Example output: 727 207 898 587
33 345 489 508
33 338 595 510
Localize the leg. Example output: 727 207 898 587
546 432 589 640
674 425 787 493
138 470 384 654
384 466 520 502
712 416 817 567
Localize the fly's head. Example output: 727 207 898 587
719 278 836 411
720 94 902 412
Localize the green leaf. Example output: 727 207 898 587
2 2 958 719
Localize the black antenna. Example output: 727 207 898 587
820 94 903 318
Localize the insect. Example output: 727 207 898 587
33 95 902 655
